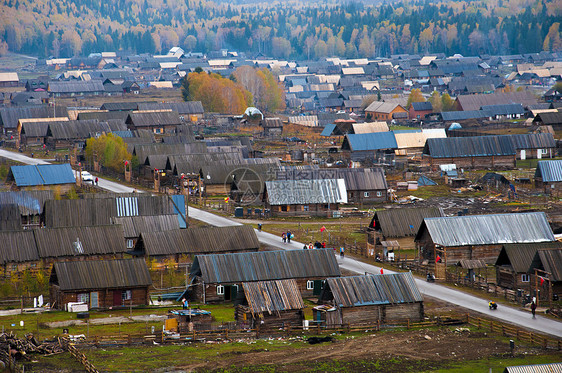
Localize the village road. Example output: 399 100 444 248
2 149 561 338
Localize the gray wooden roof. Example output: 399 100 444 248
44 196 179 228
538 249 562 282
48 80 105 94
48 119 127 139
370 207 444 237
137 225 259 256
496 242 562 273
416 212 555 247
34 225 127 258
0 204 22 231
51 258 151 291
20 121 50 137
127 111 181 128
321 272 423 307
0 190 53 215
111 214 180 238
276 167 387 191
191 249 341 284
242 279 304 314
0 230 39 264
137 101 204 114
0 106 67 129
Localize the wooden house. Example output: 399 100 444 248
133 225 260 262
126 111 181 135
535 160 562 193
495 242 562 300
137 102 204 122
0 105 68 137
264 179 347 217
532 112 562 128
455 92 537 112
415 212 556 265
367 207 444 258
48 81 106 97
235 279 305 332
189 249 341 303
46 119 127 150
409 101 433 120
0 72 19 88
365 101 407 121
0 230 40 275
17 118 68 147
316 273 424 326
49 258 151 310
341 132 397 161
262 118 283 136
394 129 447 157
0 190 53 228
7 164 76 192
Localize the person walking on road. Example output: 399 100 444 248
282 233 286 243
531 301 537 318
340 246 345 259
287 230 292 243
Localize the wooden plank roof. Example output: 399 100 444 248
137 225 259 256
111 214 180 238
127 111 181 128
34 225 127 258
0 190 53 215
322 272 423 307
0 230 39 264
496 242 562 273
370 207 444 237
191 249 341 284
242 279 304 315
51 258 152 291
538 249 562 282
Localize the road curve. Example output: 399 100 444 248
2 149 561 338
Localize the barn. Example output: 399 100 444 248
415 212 555 265
49 258 152 310
316 273 424 326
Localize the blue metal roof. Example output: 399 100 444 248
10 164 75 186
321 123 336 137
418 175 437 186
170 194 187 228
343 132 398 152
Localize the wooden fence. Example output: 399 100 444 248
59 336 99 373
467 314 561 351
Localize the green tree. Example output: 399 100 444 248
553 82 562 94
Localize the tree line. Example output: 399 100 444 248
1 0 561 58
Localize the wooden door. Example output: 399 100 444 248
113 290 122 306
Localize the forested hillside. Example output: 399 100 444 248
0 0 560 58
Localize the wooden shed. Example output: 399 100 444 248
49 258 152 310
126 111 181 135
316 273 424 326
190 249 341 303
235 279 305 332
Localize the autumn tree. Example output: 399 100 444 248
85 133 132 173
184 71 252 114
233 66 285 113
429 91 442 112
406 88 425 109
441 93 455 111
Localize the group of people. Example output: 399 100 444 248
303 241 326 250
281 231 293 243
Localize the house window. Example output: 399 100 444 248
77 293 90 303
540 149 548 155
217 285 224 295
122 290 132 301
306 280 314 290
521 274 530 283
376 191 382 197
303 205 309 211
126 239 134 248
364 192 370 197
153 128 163 134
281 205 288 212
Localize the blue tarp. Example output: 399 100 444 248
418 175 437 186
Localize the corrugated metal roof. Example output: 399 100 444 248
137 101 204 114
111 214 180 237
365 101 405 114
1 106 68 129
503 362 562 373
276 167 387 191
323 272 423 307
242 279 305 314
52 258 152 291
371 207 444 237
48 80 105 93
265 179 347 205
0 230 39 264
533 111 562 125
456 91 537 111
127 111 181 128
191 249 341 284
537 249 562 282
411 101 433 111
351 122 389 134
535 159 562 182
35 225 127 258
0 190 53 215
342 132 398 152
418 212 555 247
440 110 489 121
321 123 336 137
9 164 75 186
138 225 258 256
508 134 555 150
48 119 127 139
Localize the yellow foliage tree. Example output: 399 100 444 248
85 133 132 173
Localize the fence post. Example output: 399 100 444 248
407 319 410 329
490 320 493 332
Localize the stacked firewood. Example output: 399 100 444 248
0 332 65 366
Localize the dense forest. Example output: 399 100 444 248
0 0 561 59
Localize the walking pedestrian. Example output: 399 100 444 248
95 177 99 186
531 301 537 318
340 246 345 259
287 230 292 243
303 244 308 250
282 233 286 243
182 298 188 310
257 223 262 232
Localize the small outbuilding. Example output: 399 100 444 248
49 258 152 310
316 273 424 326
